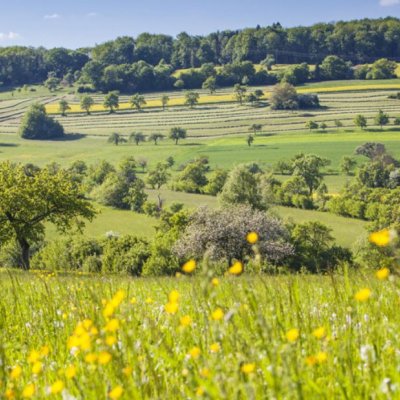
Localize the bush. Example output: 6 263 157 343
101 236 150 275
19 103 64 140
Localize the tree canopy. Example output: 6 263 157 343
18 104 64 140
0 162 95 269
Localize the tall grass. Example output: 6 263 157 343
0 267 397 399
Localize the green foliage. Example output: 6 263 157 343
80 95 94 114
204 169 228 195
354 114 367 129
172 160 209 193
169 127 187 145
107 132 126 146
58 99 70 116
367 58 397 80
184 91 200 108
340 156 357 176
129 132 146 145
130 93 147 111
305 120 319 131
219 164 265 210
44 76 61 92
19 103 64 140
148 133 164 145
233 83 247 105
374 109 389 129
146 162 170 189
270 83 298 110
0 162 95 269
289 221 352 272
292 153 331 195
202 76 217 93
102 235 150 275
320 56 353 80
103 91 119 113
247 135 254 146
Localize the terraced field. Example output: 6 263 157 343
2 81 400 139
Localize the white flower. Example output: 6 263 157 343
360 344 376 363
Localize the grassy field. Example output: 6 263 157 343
0 268 396 398
1 80 398 249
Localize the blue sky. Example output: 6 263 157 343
0 0 400 49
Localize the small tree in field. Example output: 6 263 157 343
247 135 254 147
249 124 262 136
148 133 164 145
147 162 170 189
80 95 94 115
104 91 119 113
334 119 343 129
354 114 367 130
58 99 70 116
130 93 146 112
129 132 146 146
306 121 319 131
108 133 126 146
320 122 327 131
374 109 389 130
161 95 170 110
234 84 247 105
202 76 217 94
340 156 357 176
0 161 95 269
185 91 200 109
169 127 187 145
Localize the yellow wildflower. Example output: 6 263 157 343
123 366 133 376
165 302 179 314
108 385 123 399
305 355 317 366
106 336 117 346
98 351 112 365
210 342 221 353
103 303 115 318
130 297 137 305
286 328 300 342
246 232 259 244
84 353 97 364
211 277 219 287
376 267 390 280
180 315 192 327
22 383 35 398
27 350 40 364
50 380 64 394
40 345 50 357
355 288 372 302
196 387 205 396
65 365 76 379
168 290 180 303
145 297 153 304
32 361 43 375
211 308 224 321
82 319 93 330
182 259 196 273
316 352 328 363
189 346 201 359
10 365 22 380
105 319 120 333
5 389 15 399
369 229 392 247
200 368 210 378
312 326 326 340
228 261 243 275
241 363 256 374
110 290 126 308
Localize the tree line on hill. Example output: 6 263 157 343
1 17 400 91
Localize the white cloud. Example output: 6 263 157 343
44 13 61 19
87 12 97 17
380 0 400 6
0 32 20 41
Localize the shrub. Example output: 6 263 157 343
19 104 64 140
